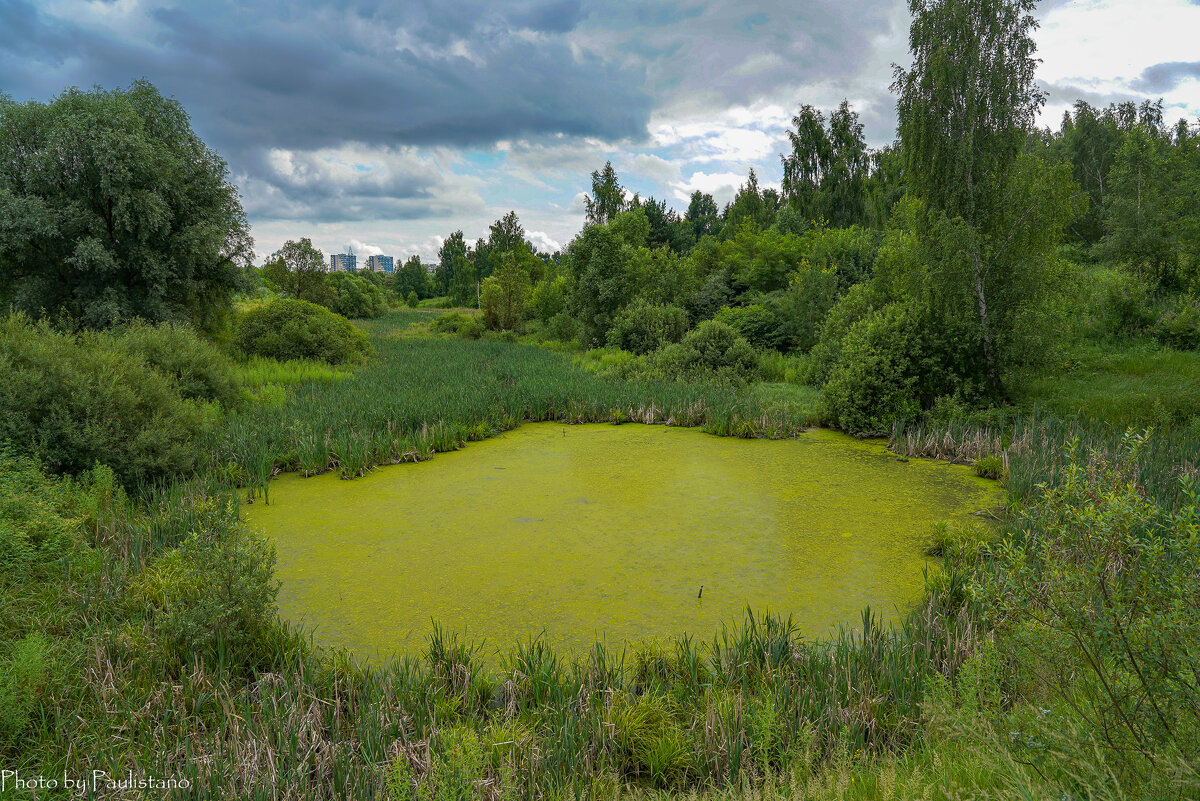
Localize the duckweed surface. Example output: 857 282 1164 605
244 424 1002 661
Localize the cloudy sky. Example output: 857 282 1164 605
2 0 1197 262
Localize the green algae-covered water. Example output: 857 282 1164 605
244 424 1002 662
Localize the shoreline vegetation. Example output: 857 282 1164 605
3 309 1196 799
2 0 1199 795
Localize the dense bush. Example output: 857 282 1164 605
607 299 689 355
649 320 758 383
233 299 372 364
115 320 241 407
325 271 388 319
1153 297 1200 350
430 312 485 339
127 497 278 674
0 453 84 573
714 304 778 350
819 303 925 434
0 315 213 485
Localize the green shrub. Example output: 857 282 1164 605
607 299 689 355
804 282 883 385
129 497 278 673
405 291 419 308
544 312 580 344
0 632 51 741
819 303 924 435
647 320 758 383
1153 297 1200 350
529 274 568 323
0 315 213 485
115 320 241 407
972 454 1006 480
325 271 388 319
714 303 779 350
233 299 372 364
430 312 484 340
0 453 82 573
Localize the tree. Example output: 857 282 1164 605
585 162 626 226
781 101 871 228
437 231 476 306
891 0 1046 398
488 211 526 254
685 191 720 242
722 169 777 236
480 253 531 331
0 80 252 330
266 238 330 306
393 254 432 299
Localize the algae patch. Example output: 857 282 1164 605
243 424 1002 661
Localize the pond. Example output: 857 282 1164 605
243 423 1003 662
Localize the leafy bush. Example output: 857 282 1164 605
0 315 213 485
430 312 485 340
325 271 388 319
607 299 689 354
528 275 569 323
803 282 882 385
129 497 278 674
982 433 1200 788
1153 297 1200 350
233 299 371 364
1091 268 1156 339
648 320 758 383
544 312 580 344
405 291 419 308
115 320 241 407
0 632 51 741
0 453 83 573
971 454 1006 480
714 304 779 350
819 303 924 434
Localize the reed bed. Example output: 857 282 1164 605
890 408 1200 507
213 312 820 497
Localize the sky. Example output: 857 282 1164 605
2 0 1198 262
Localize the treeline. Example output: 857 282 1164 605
423 84 1199 433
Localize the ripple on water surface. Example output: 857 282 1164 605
243 423 1003 661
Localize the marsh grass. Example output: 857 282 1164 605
215 311 820 494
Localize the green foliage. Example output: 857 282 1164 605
0 81 252 331
130 497 277 673
983 432 1200 785
781 101 871 228
819 303 925 435
430 312 485 340
0 453 84 574
1153 296 1200 350
970 455 1005 480
436 232 476 307
0 632 51 741
609 693 691 788
607 299 689 355
326 271 388 319
567 215 642 345
233 299 372 365
115 320 241 407
405 291 419 308
0 314 213 485
650 321 758 383
262 238 331 306
480 255 531 331
528 274 568 323
585 161 627 226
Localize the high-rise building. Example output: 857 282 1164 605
367 255 394 274
330 252 357 272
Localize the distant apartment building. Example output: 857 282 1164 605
330 252 357 272
367 255 394 273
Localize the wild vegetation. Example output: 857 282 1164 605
0 0 1198 797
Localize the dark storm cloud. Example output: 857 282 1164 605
0 0 909 224
0 0 653 158
1132 61 1200 93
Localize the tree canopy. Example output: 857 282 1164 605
0 80 252 330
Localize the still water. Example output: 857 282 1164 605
243 423 1002 661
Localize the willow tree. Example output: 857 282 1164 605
891 0 1047 398
0 81 252 330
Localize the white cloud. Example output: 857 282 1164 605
349 239 384 257
671 171 747 205
526 230 562 253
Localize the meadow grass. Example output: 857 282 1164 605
1013 339 1200 429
